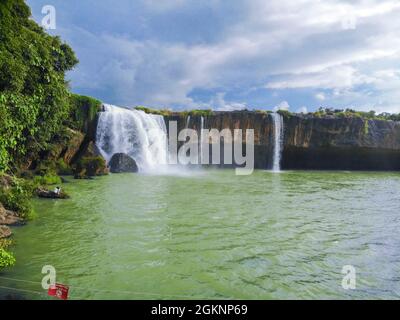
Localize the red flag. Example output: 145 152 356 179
48 283 69 300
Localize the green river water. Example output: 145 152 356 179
1 169 400 299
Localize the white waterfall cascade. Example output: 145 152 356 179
271 112 284 172
95 104 168 172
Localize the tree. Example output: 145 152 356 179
0 0 78 172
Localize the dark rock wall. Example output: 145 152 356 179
164 112 400 170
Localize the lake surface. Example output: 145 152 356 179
1 170 400 299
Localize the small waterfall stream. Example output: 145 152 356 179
199 116 204 164
271 112 284 172
185 115 191 129
96 104 168 172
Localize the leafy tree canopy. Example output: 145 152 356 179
0 0 78 172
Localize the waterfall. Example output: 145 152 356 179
95 104 168 172
199 116 204 164
185 115 191 129
271 112 284 172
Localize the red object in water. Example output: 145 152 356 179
48 283 69 300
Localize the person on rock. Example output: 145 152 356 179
54 186 61 195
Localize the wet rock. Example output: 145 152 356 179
109 153 138 173
37 188 70 199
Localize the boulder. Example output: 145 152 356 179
0 203 22 226
0 225 12 239
108 153 138 173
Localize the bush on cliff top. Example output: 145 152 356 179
66 94 102 134
135 106 172 116
312 108 400 121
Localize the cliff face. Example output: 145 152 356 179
165 111 275 168
164 112 400 170
282 116 400 170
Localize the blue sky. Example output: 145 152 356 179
27 0 400 113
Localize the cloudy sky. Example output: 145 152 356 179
27 0 400 112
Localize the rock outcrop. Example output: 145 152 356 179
41 128 85 165
109 153 138 173
73 156 109 179
282 115 400 170
0 225 11 239
0 203 22 226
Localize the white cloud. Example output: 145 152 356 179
51 0 400 112
266 65 376 90
315 93 326 101
296 106 308 113
211 92 247 111
274 101 290 111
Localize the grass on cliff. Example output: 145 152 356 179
135 106 173 116
303 108 400 121
135 106 214 117
66 94 102 133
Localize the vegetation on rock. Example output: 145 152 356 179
297 107 400 121
135 106 173 116
67 94 102 137
73 156 108 179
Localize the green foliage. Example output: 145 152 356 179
0 0 78 172
0 248 16 268
56 159 73 175
34 173 62 186
0 174 35 220
31 159 63 184
188 109 214 117
310 108 400 121
135 106 172 116
255 110 272 115
277 109 292 118
0 239 13 250
66 94 101 134
34 160 57 176
74 156 108 179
